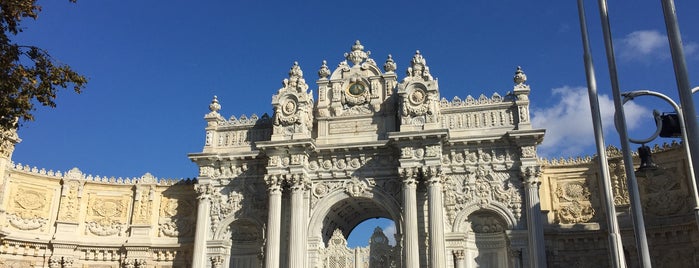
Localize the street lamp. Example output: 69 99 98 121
621 90 699 229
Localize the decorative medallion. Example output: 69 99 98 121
282 99 297 115
409 89 426 105
347 82 367 97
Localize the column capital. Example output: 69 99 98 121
194 184 216 200
400 167 419 186
286 173 310 191
452 249 465 260
519 165 542 186
423 165 444 185
264 174 283 193
210 256 225 268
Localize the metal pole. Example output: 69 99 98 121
576 1 626 267
661 0 699 223
596 0 652 266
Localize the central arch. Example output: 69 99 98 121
307 187 403 246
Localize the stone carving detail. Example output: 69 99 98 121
123 259 147 268
405 50 433 82
638 167 687 216
319 228 399 268
397 50 440 128
86 196 128 236
58 178 84 222
272 62 314 138
555 182 594 224
132 185 155 225
609 162 630 206
383 54 397 73
48 256 73 268
344 177 374 197
159 196 196 237
211 256 225 268
521 146 536 158
0 126 20 158
7 187 50 231
444 167 523 227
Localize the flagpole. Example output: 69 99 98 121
660 0 699 222
595 0 652 266
576 1 626 267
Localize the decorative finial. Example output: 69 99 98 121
283 61 309 93
318 60 330 79
289 61 303 79
209 95 221 113
513 66 527 85
406 50 432 81
383 54 397 73
344 40 370 66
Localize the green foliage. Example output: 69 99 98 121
0 0 87 129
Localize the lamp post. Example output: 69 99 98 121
621 90 699 230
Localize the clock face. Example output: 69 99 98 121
347 82 366 96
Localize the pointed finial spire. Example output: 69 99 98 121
344 40 371 65
383 54 397 73
406 50 433 81
209 95 221 113
282 61 309 93
513 66 527 85
318 60 330 79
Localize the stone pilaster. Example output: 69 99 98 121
425 166 446 267
192 183 214 268
401 167 420 268
288 173 309 268
264 175 283 268
521 166 547 268
452 250 465 268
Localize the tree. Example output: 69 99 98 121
0 0 87 130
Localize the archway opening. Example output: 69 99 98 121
347 217 397 248
315 196 402 267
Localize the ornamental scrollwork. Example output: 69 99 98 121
158 197 196 237
86 197 128 236
8 187 50 231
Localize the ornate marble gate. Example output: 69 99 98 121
188 41 546 268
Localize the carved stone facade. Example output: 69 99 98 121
0 42 697 268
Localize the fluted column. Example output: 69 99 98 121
452 250 465 268
521 166 547 268
425 166 446 267
288 174 309 268
192 184 214 268
264 175 283 268
401 168 420 268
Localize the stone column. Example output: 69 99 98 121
288 174 309 268
452 250 465 268
264 175 283 268
521 166 547 268
401 168 420 268
192 184 214 268
425 167 446 267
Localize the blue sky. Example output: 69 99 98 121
8 1 699 247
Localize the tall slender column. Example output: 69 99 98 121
288 174 309 268
264 175 283 268
521 166 547 268
192 184 214 268
425 166 446 267
401 167 420 268
452 250 465 268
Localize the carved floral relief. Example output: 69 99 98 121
85 195 128 236
6 186 51 231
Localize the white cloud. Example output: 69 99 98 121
532 86 649 157
382 222 396 246
617 30 698 61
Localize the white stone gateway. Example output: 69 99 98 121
188 41 546 268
